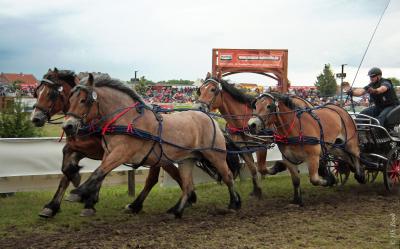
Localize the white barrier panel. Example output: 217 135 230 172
161 146 283 187
0 137 132 177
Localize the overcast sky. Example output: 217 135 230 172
0 0 398 87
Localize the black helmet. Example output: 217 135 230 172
368 67 382 77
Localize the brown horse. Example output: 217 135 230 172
62 74 241 218
248 93 365 205
31 68 192 217
194 74 314 197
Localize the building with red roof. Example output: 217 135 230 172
0 72 38 90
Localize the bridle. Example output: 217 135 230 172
66 84 100 126
33 78 69 122
251 93 279 129
196 78 222 110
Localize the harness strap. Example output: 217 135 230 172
101 102 139 135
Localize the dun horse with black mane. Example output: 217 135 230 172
248 93 366 205
62 74 241 218
31 68 194 217
195 74 314 198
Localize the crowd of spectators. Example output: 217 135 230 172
143 86 198 103
288 87 369 107
0 85 35 97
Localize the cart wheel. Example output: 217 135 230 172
331 160 350 186
366 170 379 183
384 147 400 192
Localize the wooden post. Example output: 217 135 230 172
128 170 135 196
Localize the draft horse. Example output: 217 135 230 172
31 68 192 217
195 74 314 197
248 93 366 205
62 74 241 218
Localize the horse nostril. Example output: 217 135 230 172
31 117 45 127
63 124 74 133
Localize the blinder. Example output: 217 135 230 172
253 93 278 112
196 78 222 109
71 85 97 106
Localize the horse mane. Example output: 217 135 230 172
47 70 77 87
92 76 148 106
214 78 255 106
270 92 299 110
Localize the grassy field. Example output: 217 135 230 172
0 174 399 248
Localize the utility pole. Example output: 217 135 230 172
336 64 347 107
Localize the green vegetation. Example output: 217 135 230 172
388 77 400 87
0 98 41 138
315 64 338 97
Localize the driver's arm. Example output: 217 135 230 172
369 85 388 95
351 88 367 97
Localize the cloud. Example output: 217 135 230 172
0 0 398 85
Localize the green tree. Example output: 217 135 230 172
388 77 400 87
134 76 152 96
315 64 338 97
0 98 40 138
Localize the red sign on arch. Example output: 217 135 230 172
212 48 289 92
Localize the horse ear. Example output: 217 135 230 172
87 73 94 87
216 71 222 80
48 68 52 73
54 67 58 73
206 72 211 79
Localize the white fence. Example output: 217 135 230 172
0 137 283 193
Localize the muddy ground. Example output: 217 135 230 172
0 182 399 249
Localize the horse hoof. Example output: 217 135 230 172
38 208 54 218
250 188 262 199
173 211 183 219
124 203 142 214
71 174 81 188
80 208 96 217
65 193 81 202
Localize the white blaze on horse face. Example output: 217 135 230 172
31 86 47 118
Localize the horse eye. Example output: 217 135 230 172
267 105 271 109
210 88 216 92
79 98 86 104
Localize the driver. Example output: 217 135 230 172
347 67 399 126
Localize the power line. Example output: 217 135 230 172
350 0 391 88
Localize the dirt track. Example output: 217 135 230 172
1 181 399 249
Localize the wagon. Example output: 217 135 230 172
350 106 400 192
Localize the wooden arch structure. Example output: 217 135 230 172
211 48 289 93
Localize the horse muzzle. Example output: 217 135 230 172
248 117 262 134
31 111 47 127
62 118 79 136
193 102 209 112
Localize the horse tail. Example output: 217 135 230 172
196 137 241 182
224 136 242 180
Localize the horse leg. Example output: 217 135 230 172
39 145 84 218
70 148 127 216
203 152 241 210
286 164 303 206
170 159 195 218
242 153 262 199
308 156 329 186
126 166 161 214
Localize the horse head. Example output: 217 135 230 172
248 93 279 134
193 72 222 112
31 67 78 127
63 73 99 136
